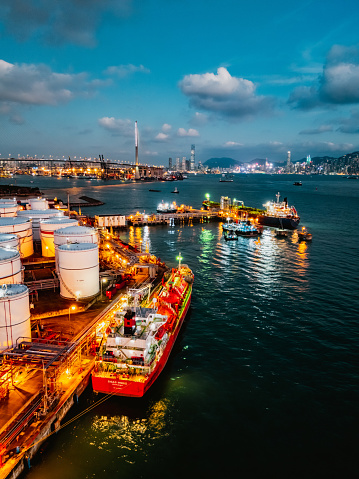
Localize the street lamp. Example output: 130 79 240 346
68 305 76 321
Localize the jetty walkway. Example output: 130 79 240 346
126 210 219 226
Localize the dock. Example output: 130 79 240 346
0 229 167 479
125 210 220 226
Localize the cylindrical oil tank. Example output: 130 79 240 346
40 217 78 257
57 243 99 299
0 284 31 351
0 234 20 251
54 225 99 247
28 197 49 210
0 218 33 258
0 198 17 205
0 203 19 217
17 209 63 240
0 248 23 284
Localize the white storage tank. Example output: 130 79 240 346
0 284 31 351
40 217 78 257
0 247 23 284
0 203 19 217
0 198 17 205
57 243 99 300
0 234 20 251
0 218 33 258
54 225 98 248
28 197 49 210
17 209 63 240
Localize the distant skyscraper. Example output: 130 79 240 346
175 157 180 171
182 157 186 171
169 157 172 170
306 155 311 165
287 151 291 169
190 144 195 171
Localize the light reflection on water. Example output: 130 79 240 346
21 175 359 479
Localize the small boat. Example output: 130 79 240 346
149 189 161 192
298 226 312 241
223 230 238 241
171 187 179 193
219 174 234 182
235 220 262 237
276 228 288 237
293 181 302 186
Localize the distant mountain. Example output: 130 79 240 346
204 157 241 168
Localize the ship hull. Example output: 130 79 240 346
258 215 300 230
92 285 192 397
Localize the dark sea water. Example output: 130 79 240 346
5 174 359 479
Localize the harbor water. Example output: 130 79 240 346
5 174 358 479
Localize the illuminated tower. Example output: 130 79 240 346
286 151 291 171
190 144 195 171
135 121 140 180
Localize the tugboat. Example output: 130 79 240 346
223 229 238 241
171 187 179 193
298 226 312 241
258 192 300 230
157 201 177 214
92 259 194 397
235 220 262 237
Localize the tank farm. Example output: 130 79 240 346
0 195 167 479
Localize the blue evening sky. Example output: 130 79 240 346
1 0 359 165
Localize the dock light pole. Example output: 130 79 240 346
205 193 210 201
177 252 182 269
68 305 76 321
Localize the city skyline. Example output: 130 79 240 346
1 0 359 165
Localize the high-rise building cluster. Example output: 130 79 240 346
168 144 199 172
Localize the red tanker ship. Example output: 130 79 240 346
92 263 194 397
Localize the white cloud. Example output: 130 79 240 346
179 67 275 119
177 128 199 137
155 132 169 141
162 123 171 132
224 141 243 147
289 45 359 109
98 117 133 136
104 64 150 78
0 59 100 108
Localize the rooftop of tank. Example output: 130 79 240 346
0 246 20 259
55 225 96 235
0 217 31 225
58 242 98 251
40 217 78 225
0 283 27 297
0 233 18 240
17 210 63 216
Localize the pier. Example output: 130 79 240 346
125 210 219 226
